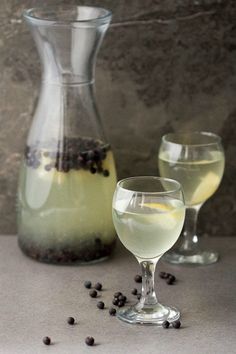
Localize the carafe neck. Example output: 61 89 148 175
24 7 111 85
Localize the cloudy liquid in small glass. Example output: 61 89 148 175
112 197 185 259
158 151 224 206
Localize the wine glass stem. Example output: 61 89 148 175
140 260 158 306
180 205 201 252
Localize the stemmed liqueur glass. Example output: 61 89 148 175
158 132 225 265
112 176 185 325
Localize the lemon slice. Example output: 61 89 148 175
139 202 184 230
190 172 220 205
145 210 179 230
141 202 172 212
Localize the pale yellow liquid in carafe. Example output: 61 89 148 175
18 151 117 248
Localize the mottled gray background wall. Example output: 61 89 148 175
0 0 236 235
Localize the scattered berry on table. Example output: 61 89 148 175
84 280 92 289
168 274 176 282
134 274 142 283
109 307 116 316
172 320 181 329
67 317 75 325
112 298 118 306
89 289 97 298
118 295 126 302
43 336 51 345
97 301 105 309
94 282 102 291
159 271 168 279
166 277 175 285
85 336 95 346
114 292 122 298
162 320 170 329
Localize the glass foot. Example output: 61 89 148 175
117 302 180 325
163 249 219 265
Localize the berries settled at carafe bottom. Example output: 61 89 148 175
17 137 117 264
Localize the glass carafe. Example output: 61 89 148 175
17 6 117 264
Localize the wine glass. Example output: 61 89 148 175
112 176 185 325
158 132 225 265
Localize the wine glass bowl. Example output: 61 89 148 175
112 176 185 325
158 132 225 265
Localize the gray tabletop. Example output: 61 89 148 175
0 235 235 354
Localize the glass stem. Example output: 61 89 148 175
140 260 158 306
180 206 201 252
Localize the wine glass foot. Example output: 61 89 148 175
163 250 219 265
117 302 180 325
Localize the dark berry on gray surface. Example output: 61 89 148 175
85 336 95 346
89 290 97 298
159 271 168 279
162 320 170 329
166 277 175 285
97 301 105 309
112 298 118 306
84 280 92 289
134 274 142 283
114 292 122 298
172 320 181 329
109 307 116 316
118 295 126 302
137 294 141 300
118 301 124 307
94 282 102 291
67 317 75 325
43 336 51 345
168 275 176 282
131 288 138 295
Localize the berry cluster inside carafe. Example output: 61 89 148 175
24 137 111 177
18 136 117 264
